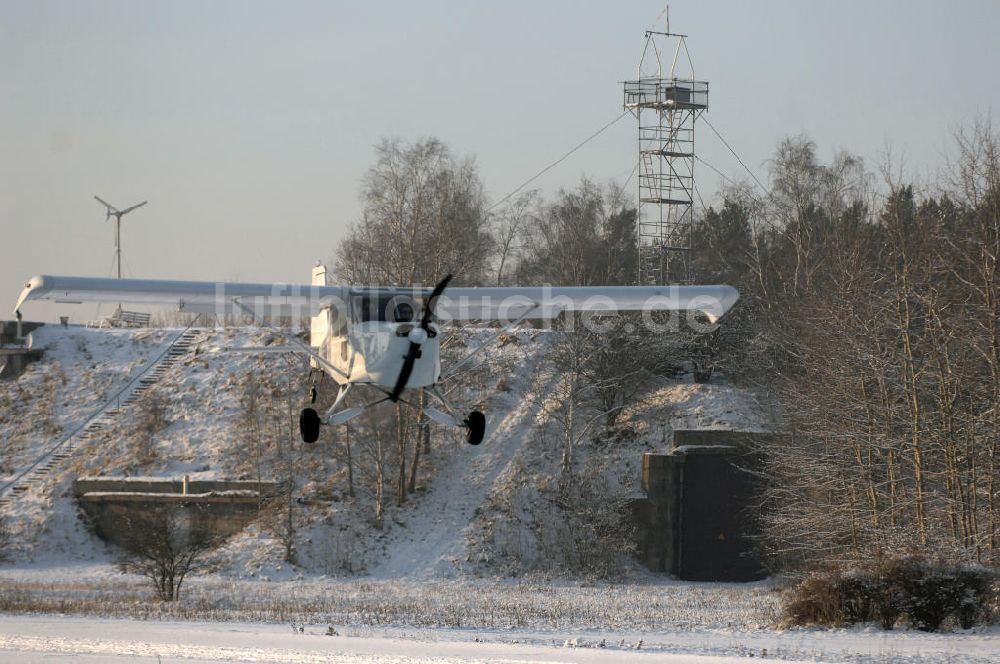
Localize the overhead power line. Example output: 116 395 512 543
488 111 630 212
695 155 742 191
701 115 772 201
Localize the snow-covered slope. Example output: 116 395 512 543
0 325 769 578
0 325 173 473
0 325 175 560
369 330 559 579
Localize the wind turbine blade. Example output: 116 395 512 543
119 201 148 215
93 195 118 212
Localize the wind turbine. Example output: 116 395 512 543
94 196 147 279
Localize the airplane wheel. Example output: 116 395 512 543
465 410 485 446
300 407 320 444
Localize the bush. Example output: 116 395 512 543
117 506 219 602
547 469 636 580
955 568 994 629
134 389 170 465
0 516 11 562
783 557 997 631
868 556 921 630
784 573 845 626
896 560 965 631
837 573 876 625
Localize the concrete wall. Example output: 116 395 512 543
0 348 44 380
0 321 43 345
635 453 682 574
74 478 281 548
673 430 769 448
635 430 772 582
74 478 281 497
1 321 46 380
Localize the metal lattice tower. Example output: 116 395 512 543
623 20 707 285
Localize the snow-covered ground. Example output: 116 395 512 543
0 615 802 664
2 325 997 663
1 558 997 662
1 615 997 663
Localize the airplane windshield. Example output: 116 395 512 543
354 294 420 323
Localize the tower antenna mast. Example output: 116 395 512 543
624 12 707 284
94 196 147 279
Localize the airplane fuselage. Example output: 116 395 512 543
320 321 441 390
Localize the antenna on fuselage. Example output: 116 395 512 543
94 195 147 280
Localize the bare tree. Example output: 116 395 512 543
741 128 1000 569
237 357 301 562
356 404 394 529
343 422 355 498
546 322 649 492
117 506 218 602
335 137 492 286
275 354 300 563
949 117 1000 558
516 178 611 286
492 190 539 286
238 369 265 486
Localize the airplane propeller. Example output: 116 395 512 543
390 273 452 402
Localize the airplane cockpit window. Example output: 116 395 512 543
393 301 415 322
353 294 421 323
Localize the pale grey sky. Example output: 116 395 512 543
2 1 998 321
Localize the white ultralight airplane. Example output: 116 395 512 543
14 266 738 446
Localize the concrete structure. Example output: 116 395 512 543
0 347 44 380
0 321 44 380
634 430 770 581
1 320 44 344
74 477 281 547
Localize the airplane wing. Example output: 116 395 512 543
436 285 738 324
16 275 738 324
14 275 348 318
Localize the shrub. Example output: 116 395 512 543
548 469 636 580
955 568 994 629
134 389 170 465
836 573 875 625
117 506 219 602
898 560 966 631
868 556 922 630
783 573 845 626
0 516 11 562
783 557 997 631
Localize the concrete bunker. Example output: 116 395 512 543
74 477 281 547
0 321 45 380
634 430 771 582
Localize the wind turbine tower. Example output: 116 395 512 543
623 12 708 285
94 196 147 279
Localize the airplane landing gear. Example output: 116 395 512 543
424 387 486 446
465 410 485 446
300 407 320 443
